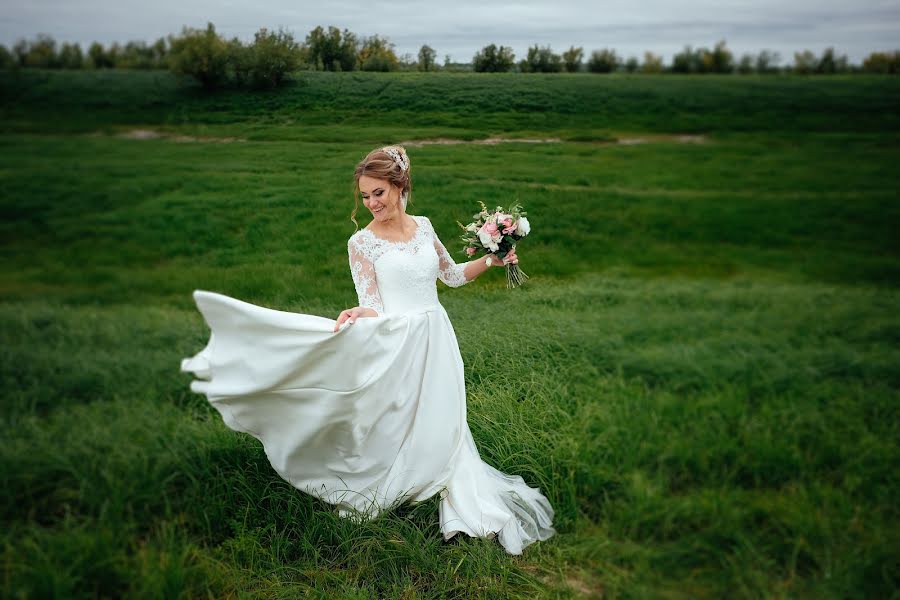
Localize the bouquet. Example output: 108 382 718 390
457 201 531 289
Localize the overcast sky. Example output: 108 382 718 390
2 0 898 64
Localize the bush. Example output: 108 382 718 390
473 43 515 72
168 23 230 89
588 48 620 73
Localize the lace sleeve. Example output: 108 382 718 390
348 236 384 315
428 218 471 288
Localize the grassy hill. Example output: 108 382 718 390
3 69 900 137
1 70 898 598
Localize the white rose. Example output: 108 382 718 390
477 229 494 248
515 216 531 236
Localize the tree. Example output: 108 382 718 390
587 48 619 73
168 22 230 89
58 42 84 69
226 37 252 85
107 42 123 68
472 43 515 72
624 56 638 73
24 34 59 68
519 44 562 73
418 44 436 71
119 40 156 69
755 50 780 74
862 50 899 74
397 53 416 71
358 34 398 71
0 45 14 69
737 53 754 74
152 37 168 68
641 51 663 74
88 41 113 68
793 50 818 74
703 39 733 73
305 26 357 71
247 27 301 87
12 39 28 67
562 46 583 73
672 45 704 73
816 47 848 74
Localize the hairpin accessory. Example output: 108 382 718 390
383 146 409 172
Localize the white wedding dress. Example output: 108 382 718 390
180 214 556 554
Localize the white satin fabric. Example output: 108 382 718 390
181 216 556 555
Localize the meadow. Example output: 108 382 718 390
1 69 898 598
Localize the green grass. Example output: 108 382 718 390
1 70 898 598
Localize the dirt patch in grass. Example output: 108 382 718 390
116 129 244 143
400 136 563 147
401 134 707 147
618 134 708 145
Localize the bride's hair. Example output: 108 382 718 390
351 145 412 231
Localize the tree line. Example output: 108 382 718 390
2 24 898 90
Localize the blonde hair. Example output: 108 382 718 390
351 145 412 231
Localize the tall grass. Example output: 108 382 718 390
1 70 898 598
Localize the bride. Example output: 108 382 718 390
181 144 556 555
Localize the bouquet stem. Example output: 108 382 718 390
506 264 529 289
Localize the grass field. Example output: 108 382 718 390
1 70 899 598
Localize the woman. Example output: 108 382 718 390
181 145 556 555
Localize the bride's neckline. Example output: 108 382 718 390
362 215 422 245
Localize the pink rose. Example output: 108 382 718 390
465 246 477 256
482 222 499 236
501 217 515 234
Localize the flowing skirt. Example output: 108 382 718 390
181 290 555 554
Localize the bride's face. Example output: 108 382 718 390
359 175 403 222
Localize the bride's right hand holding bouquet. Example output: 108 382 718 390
458 202 531 289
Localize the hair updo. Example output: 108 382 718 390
351 144 412 230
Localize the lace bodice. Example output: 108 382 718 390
347 215 470 316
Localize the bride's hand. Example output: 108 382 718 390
333 306 377 332
491 248 519 267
